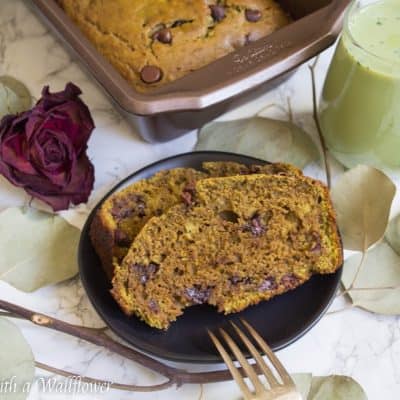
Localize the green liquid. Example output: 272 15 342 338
320 0 400 168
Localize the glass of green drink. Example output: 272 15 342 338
320 0 400 168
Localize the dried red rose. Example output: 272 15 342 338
0 83 95 211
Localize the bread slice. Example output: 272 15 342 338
111 173 342 330
90 162 302 278
90 168 206 279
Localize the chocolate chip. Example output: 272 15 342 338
134 196 146 217
181 191 193 206
153 28 172 44
229 276 252 285
309 232 322 254
181 182 196 206
242 213 266 236
251 216 265 235
259 277 277 291
140 65 162 83
184 286 211 304
183 180 196 195
229 276 241 285
210 5 226 22
245 9 262 22
148 299 159 313
111 199 133 219
114 230 131 247
111 195 146 220
311 242 322 254
130 263 159 285
281 274 300 290
147 262 159 275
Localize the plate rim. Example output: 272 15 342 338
78 150 342 363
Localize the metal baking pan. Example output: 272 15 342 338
28 0 350 142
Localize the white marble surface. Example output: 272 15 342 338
0 1 399 399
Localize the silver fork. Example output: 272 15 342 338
209 319 302 400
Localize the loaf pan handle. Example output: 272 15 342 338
147 0 351 113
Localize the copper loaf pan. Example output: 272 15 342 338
28 0 350 142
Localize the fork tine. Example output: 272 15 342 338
208 330 253 400
231 321 279 388
219 328 266 396
241 319 295 386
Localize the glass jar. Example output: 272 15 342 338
320 0 400 168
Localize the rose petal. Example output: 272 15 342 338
25 187 71 211
68 153 95 205
23 154 94 211
12 168 64 192
50 104 93 154
0 115 37 175
24 108 45 141
38 83 82 111
30 127 76 186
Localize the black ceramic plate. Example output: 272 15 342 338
79 151 342 363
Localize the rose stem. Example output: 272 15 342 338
35 361 174 392
0 299 264 389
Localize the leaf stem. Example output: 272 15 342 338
286 97 293 123
35 361 174 392
335 251 367 300
308 56 331 189
349 251 367 291
337 283 400 298
198 384 204 400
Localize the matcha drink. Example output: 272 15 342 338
320 0 400 168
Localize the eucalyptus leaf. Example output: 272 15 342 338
342 241 400 315
385 214 400 255
308 375 367 400
292 373 312 399
330 165 396 251
0 318 35 400
0 207 80 292
195 117 319 169
0 76 32 119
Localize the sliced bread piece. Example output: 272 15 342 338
111 173 342 329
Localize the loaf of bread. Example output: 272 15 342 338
57 0 291 91
111 173 342 330
90 161 301 278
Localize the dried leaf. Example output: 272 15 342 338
0 76 32 119
385 214 400 255
195 117 319 169
308 375 367 400
292 373 313 399
331 165 396 251
0 318 35 400
0 207 80 292
342 242 400 315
